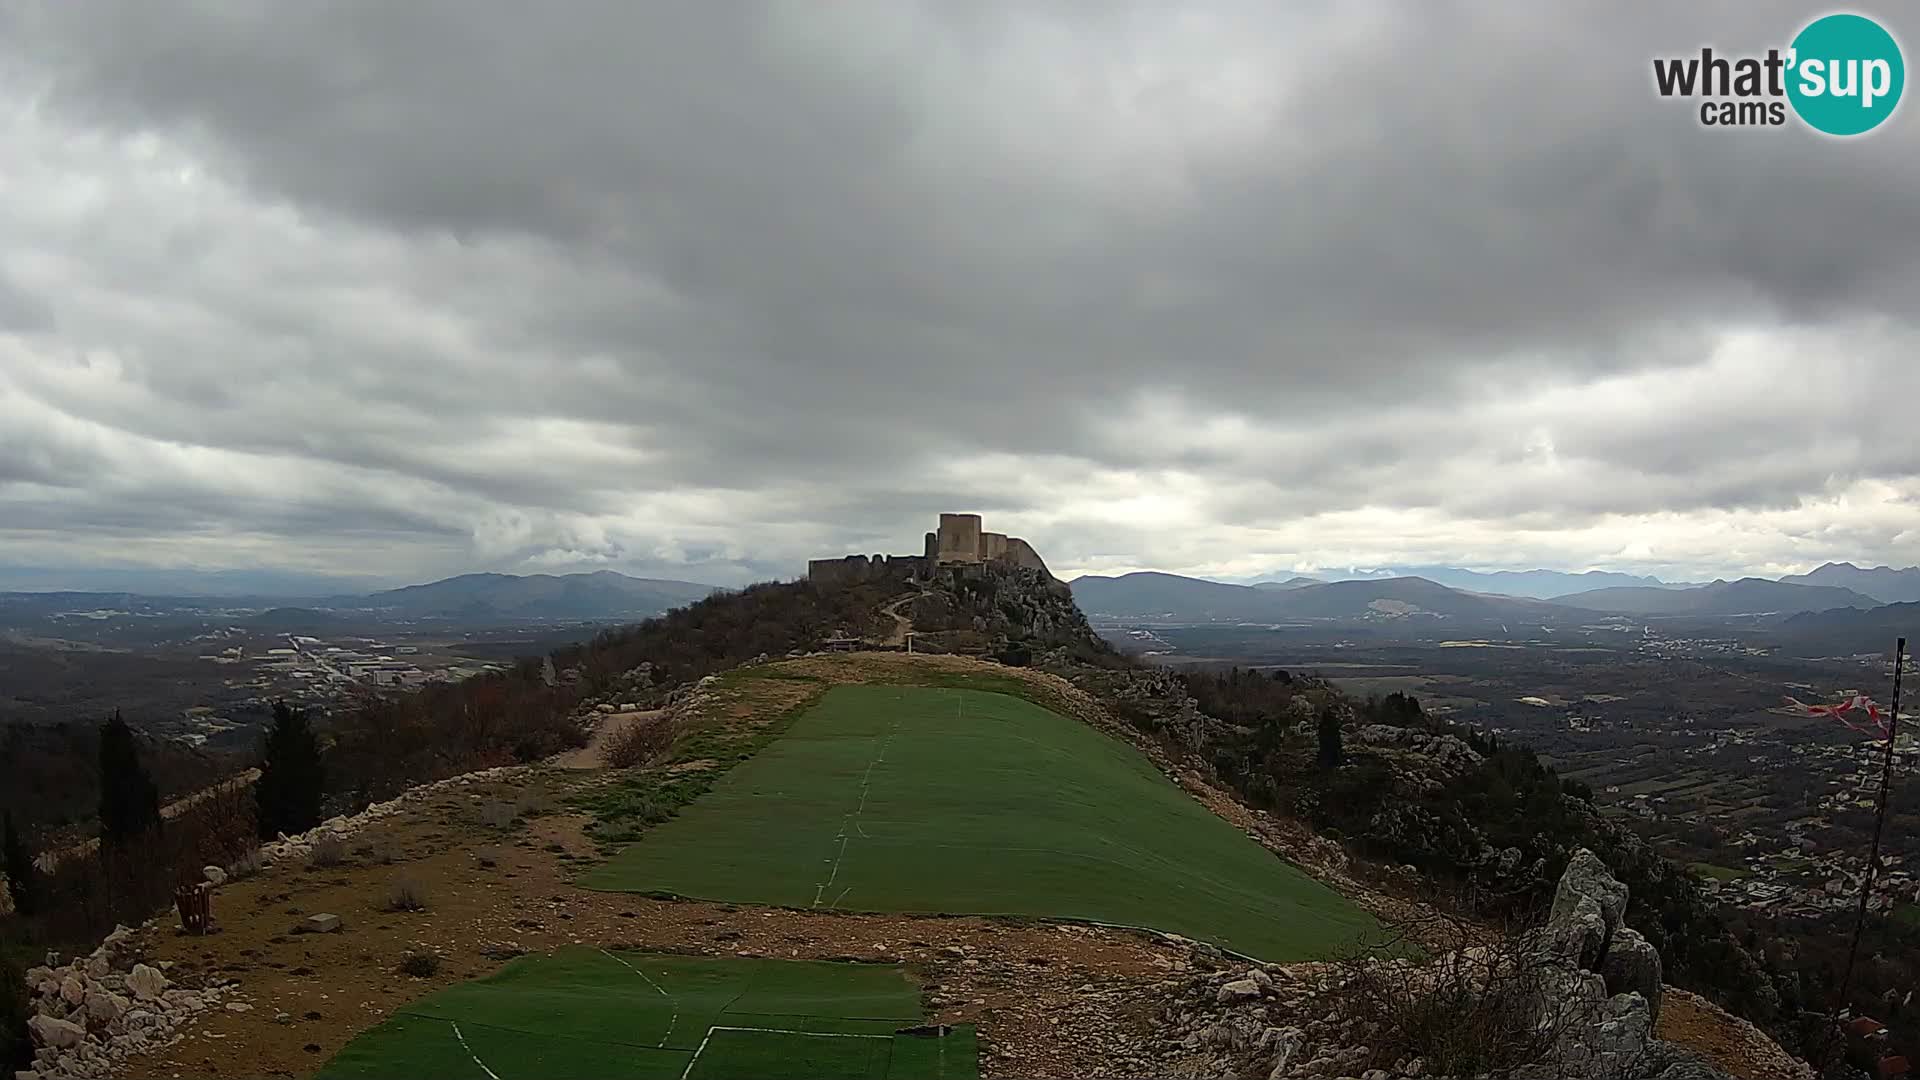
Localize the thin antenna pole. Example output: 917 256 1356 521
1830 635 1904 1063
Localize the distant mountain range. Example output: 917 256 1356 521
345 571 720 621
1251 577 1322 591
1232 563 1920 604
0 571 723 626
1069 571 1567 623
1547 578 1878 616
1279 566 1691 599
1070 569 1888 625
1773 601 1920 654
1776 562 1920 604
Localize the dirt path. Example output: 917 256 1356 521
550 709 666 768
875 592 925 646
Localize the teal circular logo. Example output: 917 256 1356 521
1787 14 1905 135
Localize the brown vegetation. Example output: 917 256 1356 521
24 784 255 952
600 714 677 768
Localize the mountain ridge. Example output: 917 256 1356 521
1068 570 1576 623
1549 576 1879 616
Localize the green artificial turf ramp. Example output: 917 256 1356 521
317 948 974 1080
583 684 1375 960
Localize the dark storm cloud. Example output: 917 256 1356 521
2 0 1918 583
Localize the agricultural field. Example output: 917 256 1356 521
583 684 1374 960
318 949 974 1080
1690 862 1750 882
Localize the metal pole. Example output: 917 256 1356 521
1831 636 1904 1061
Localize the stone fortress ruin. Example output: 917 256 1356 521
807 513 1053 586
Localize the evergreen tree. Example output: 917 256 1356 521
98 711 160 846
1316 702 1345 769
1 811 33 916
256 701 326 840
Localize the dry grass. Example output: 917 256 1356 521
396 950 440 978
601 715 678 768
226 847 265 882
1321 910 1603 1078
306 834 347 869
384 876 428 912
476 799 514 829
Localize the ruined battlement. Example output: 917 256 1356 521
808 513 1053 586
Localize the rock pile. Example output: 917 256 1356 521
1156 850 1752 1080
1349 725 1483 783
19 924 239 1080
256 763 529 864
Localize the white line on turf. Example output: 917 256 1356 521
679 1024 893 1080
811 702 904 908
600 948 678 1047
448 1020 503 1080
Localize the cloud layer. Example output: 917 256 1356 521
3 1 1918 587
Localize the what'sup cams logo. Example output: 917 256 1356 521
1654 12 1904 135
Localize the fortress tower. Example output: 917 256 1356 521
809 513 1053 584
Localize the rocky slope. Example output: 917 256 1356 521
1156 850 1812 1080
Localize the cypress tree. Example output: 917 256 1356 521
98 711 161 846
1 811 33 916
1316 702 1345 769
256 701 326 839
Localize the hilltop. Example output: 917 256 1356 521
4 535 1815 1080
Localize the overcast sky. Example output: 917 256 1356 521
3 1 1919 591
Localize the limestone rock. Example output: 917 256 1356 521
202 865 227 887
83 990 128 1025
57 977 84 1007
305 913 343 934
1215 978 1263 1004
125 964 167 1001
26 1016 85 1050
1550 848 1627 967
1602 926 1664 1023
1264 1028 1305 1080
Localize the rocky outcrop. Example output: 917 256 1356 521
20 924 240 1079
1154 850 1754 1080
1350 724 1484 783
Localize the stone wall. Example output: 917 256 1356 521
806 554 925 588
1001 537 1053 578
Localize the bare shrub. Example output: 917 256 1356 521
226 847 265 881
513 787 552 819
476 799 514 829
1321 909 1583 1078
601 716 677 769
397 950 440 977
305 834 347 869
385 876 428 912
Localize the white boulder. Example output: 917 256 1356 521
125 964 167 1001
